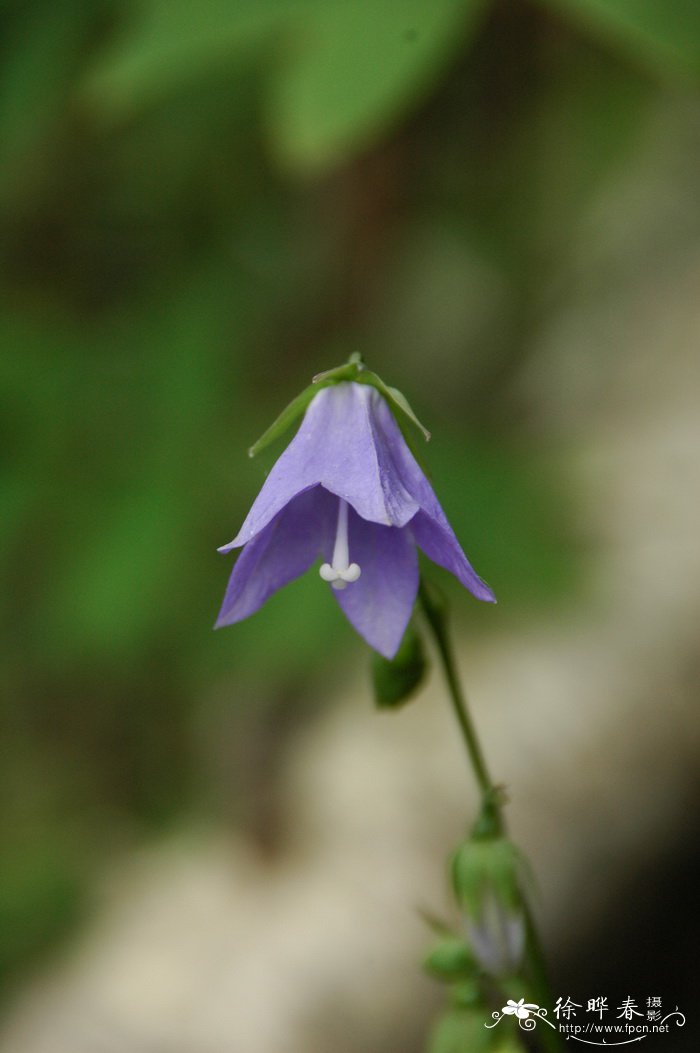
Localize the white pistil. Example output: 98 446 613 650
320 498 361 591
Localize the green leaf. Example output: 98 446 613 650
371 621 427 708
538 0 700 78
266 0 488 173
84 0 293 114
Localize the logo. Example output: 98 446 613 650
486 996 686 1046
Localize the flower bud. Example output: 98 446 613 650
451 837 526 979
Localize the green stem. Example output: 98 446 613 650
419 580 564 1053
418 582 498 812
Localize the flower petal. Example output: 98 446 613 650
330 508 419 659
365 393 496 602
220 383 421 550
410 511 496 602
215 487 334 627
466 895 525 978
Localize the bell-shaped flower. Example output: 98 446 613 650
216 381 495 658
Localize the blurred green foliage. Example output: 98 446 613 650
2 0 700 999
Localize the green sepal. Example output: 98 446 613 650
423 937 478 982
311 351 365 386
247 385 319 458
451 837 524 917
356 370 431 441
371 621 427 708
316 353 432 441
248 352 430 457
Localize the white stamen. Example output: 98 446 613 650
319 498 362 591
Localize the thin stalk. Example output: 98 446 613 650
419 580 564 1052
418 582 498 809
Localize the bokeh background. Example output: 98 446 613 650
2 1 700 1051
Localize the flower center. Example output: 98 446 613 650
319 498 361 591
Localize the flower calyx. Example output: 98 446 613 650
247 353 430 459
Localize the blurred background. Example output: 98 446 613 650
2 1 700 1050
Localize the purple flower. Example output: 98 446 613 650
216 381 495 658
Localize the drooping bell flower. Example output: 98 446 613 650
216 378 495 658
